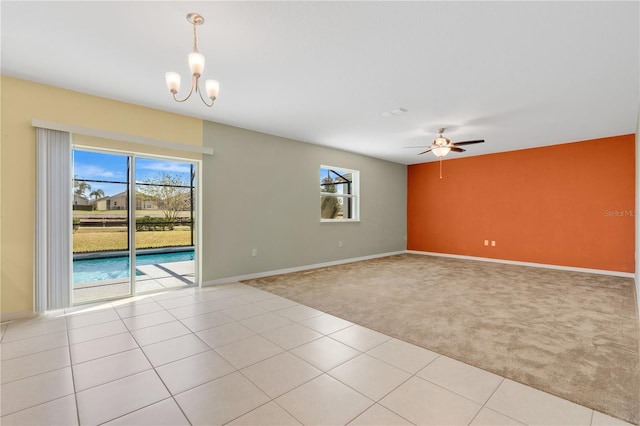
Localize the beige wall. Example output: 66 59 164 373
0 76 203 318
201 121 407 281
72 134 203 162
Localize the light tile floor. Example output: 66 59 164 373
0 283 634 426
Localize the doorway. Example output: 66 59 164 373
72 148 198 304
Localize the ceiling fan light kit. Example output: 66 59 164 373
431 133 451 157
416 128 485 158
431 146 451 157
165 13 220 108
408 128 486 178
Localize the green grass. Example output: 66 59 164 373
73 228 192 253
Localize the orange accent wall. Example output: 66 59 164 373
407 135 635 273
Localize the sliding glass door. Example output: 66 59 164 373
72 149 198 304
72 151 131 303
134 158 196 293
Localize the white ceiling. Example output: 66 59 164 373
2 1 638 165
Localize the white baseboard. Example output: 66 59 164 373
202 251 406 286
406 250 635 278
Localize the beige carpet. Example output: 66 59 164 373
243 254 640 424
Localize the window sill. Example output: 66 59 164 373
320 219 360 223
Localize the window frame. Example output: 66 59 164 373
319 164 360 222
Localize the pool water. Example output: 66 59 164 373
73 250 194 284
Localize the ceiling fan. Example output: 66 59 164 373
415 128 485 158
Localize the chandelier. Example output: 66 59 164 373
165 13 220 107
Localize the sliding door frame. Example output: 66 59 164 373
72 145 203 304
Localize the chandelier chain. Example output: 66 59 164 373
193 21 199 53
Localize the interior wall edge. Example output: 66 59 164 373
407 250 636 279
635 107 639 321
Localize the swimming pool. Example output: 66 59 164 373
73 249 194 284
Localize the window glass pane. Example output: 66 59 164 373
321 195 341 219
72 150 131 303
321 195 355 219
135 158 196 294
320 167 352 195
135 158 194 250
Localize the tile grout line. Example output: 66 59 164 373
223 373 296 425
163 292 377 424
6 283 624 426
325 343 443 424
134 290 297 422
3 299 476 425
253 290 611 425
0 361 72 387
64 315 82 426
71 300 165 424
362 350 441 425
96 297 194 425
1 286 232 421
68 332 137 365
0 394 77 421
0 336 70 362
464 377 505 425
285 308 509 425
246 308 410 424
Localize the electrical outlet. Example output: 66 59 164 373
251 248 257 257
491 241 496 247
338 241 343 248
484 240 489 246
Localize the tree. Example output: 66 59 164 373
137 173 190 221
73 176 91 197
320 176 341 219
89 189 105 200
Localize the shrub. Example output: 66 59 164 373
136 216 175 231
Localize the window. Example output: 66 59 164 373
320 165 359 221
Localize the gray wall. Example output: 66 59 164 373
201 121 407 282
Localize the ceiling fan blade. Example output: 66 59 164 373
453 139 485 146
418 148 433 155
450 147 466 152
403 145 431 149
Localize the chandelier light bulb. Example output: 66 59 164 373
188 52 205 77
165 72 181 94
205 79 220 100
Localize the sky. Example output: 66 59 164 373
73 150 194 198
320 166 351 195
